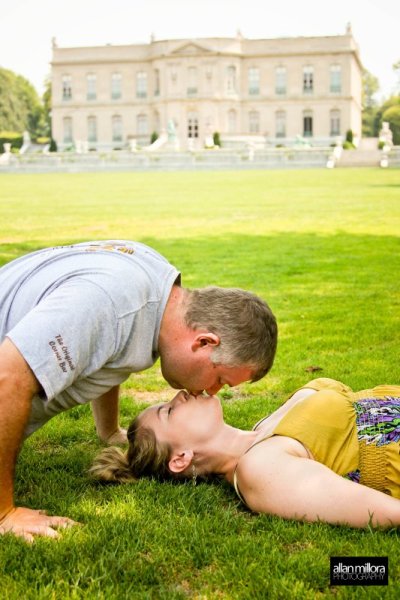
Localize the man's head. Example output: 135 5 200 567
159 286 277 395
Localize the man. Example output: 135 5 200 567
0 240 277 541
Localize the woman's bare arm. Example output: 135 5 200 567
236 436 400 528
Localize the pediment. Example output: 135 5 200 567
170 41 212 56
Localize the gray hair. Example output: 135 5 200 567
184 287 277 381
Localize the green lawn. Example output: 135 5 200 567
0 168 399 598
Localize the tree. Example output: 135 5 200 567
382 102 400 145
373 96 400 144
361 68 380 137
393 60 400 95
42 75 52 137
362 68 380 109
0 67 46 138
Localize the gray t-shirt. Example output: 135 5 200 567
0 240 180 437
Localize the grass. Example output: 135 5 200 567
0 167 399 598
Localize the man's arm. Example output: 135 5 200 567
0 338 77 542
238 436 400 528
91 385 127 444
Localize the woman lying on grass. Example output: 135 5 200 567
91 378 400 529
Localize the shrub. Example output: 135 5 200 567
213 132 221 147
35 136 50 145
49 139 58 152
345 129 354 144
342 140 356 150
150 131 159 144
0 130 23 152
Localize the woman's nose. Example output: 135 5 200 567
171 390 189 406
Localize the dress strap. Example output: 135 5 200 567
232 434 273 508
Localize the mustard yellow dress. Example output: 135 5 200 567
240 378 400 499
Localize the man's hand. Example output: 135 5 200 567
91 386 128 443
0 507 78 543
104 427 128 445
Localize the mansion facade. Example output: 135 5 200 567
51 27 362 151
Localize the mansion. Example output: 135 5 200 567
51 27 362 151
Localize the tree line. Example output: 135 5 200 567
362 64 400 144
0 64 399 151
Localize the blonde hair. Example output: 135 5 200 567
90 415 182 483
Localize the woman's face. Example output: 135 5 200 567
139 391 224 449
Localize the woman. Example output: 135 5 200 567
90 378 400 528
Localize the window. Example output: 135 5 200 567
187 113 199 138
112 115 123 142
226 65 237 93
62 75 72 101
63 117 73 143
86 74 96 101
248 67 260 95
303 66 314 94
137 114 148 136
275 67 286 95
87 116 97 143
330 65 342 93
187 66 197 96
249 110 260 133
303 111 313 137
111 73 122 100
170 65 178 86
228 109 237 134
275 111 286 138
330 109 341 136
154 69 160 96
153 111 160 134
136 72 147 98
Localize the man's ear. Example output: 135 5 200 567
168 449 194 474
191 332 220 352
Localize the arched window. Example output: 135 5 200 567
249 110 260 134
330 109 341 136
137 114 148 135
63 117 73 143
87 116 97 142
275 111 286 138
303 110 313 137
112 115 123 142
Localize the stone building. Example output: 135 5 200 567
51 26 362 151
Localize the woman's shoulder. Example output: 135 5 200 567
297 378 353 395
236 437 308 487
234 436 309 512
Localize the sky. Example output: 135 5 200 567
1 0 399 99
